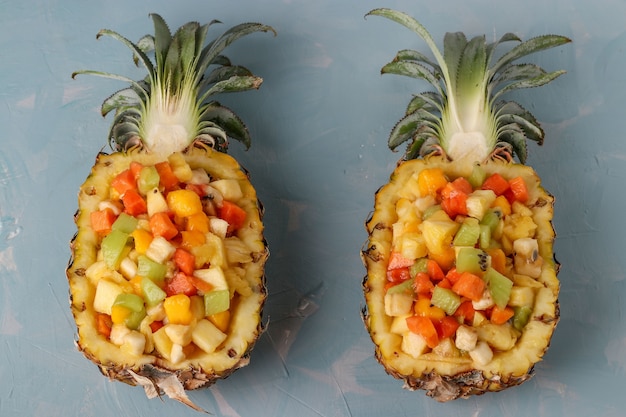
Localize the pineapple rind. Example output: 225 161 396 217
67 145 268 390
362 156 558 401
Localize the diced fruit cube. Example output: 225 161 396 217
452 217 480 247
469 340 493 365
163 294 194 325
137 255 167 283
401 332 429 358
430 286 461 315
101 229 130 270
167 189 203 217
209 217 229 238
194 266 228 290
417 168 448 197
466 189 497 220
93 280 124 315
141 277 167 307
131 228 153 255
152 326 173 361
420 210 459 254
476 323 517 351
137 165 160 195
210 179 243 202
455 247 490 275
208 310 231 333
384 292 414 316
454 325 478 351
120 330 146 356
483 267 513 308
146 188 169 217
204 290 230 316
164 323 193 346
508 286 535 307
192 319 227 354
146 236 176 263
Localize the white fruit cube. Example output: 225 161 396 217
164 324 193 346
469 341 493 365
455 325 478 351
146 236 176 263
192 319 227 354
384 292 414 317
210 179 243 202
121 331 146 357
194 266 228 291
209 217 229 239
170 343 186 364
146 188 169 217
402 332 429 358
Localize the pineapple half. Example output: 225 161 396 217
361 9 569 401
66 14 274 410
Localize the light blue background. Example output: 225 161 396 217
1 1 624 416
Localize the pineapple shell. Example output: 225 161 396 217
67 145 268 409
361 156 559 401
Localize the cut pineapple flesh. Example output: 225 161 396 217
69 147 267 375
363 157 559 384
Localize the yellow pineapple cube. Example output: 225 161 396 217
192 319 227 354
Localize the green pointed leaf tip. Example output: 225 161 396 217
367 8 571 163
73 14 275 154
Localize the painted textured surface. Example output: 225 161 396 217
0 0 625 416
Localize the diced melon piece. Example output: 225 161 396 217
146 236 176 263
401 331 429 358
192 319 227 354
469 340 493 365
210 179 243 202
164 324 193 346
384 292 414 317
455 325 478 351
93 280 124 315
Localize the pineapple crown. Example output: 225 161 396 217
367 8 571 164
73 14 275 155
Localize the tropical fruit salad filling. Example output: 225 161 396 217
87 152 256 364
384 165 544 365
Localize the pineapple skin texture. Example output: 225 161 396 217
361 156 559 401
67 146 268 391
